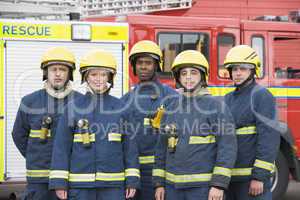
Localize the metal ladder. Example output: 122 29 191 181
81 0 192 18
0 0 80 19
0 0 192 19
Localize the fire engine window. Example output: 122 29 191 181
158 32 209 73
159 33 181 73
252 36 265 78
182 34 200 50
273 37 300 79
217 34 235 78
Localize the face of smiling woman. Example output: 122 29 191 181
86 68 110 94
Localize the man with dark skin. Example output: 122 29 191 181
121 40 177 200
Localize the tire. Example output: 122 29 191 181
271 151 289 200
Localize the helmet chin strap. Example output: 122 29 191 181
149 70 157 81
234 69 255 90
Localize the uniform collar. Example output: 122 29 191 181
183 87 211 98
44 81 73 99
233 79 256 95
134 80 162 96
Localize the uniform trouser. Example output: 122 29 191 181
133 166 154 200
226 181 272 200
165 184 210 200
22 183 58 200
68 187 125 200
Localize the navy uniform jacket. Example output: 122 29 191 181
12 89 82 183
121 81 177 170
224 81 280 182
49 92 140 189
153 93 237 189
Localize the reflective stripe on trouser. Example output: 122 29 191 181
165 184 209 200
68 187 125 200
226 180 272 200
22 183 58 200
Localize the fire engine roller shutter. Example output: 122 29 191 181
4 40 125 179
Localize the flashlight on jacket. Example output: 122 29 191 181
164 124 178 153
151 105 165 129
40 116 52 141
77 119 91 148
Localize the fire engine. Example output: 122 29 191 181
0 0 300 200
86 13 300 200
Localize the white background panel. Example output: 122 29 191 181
5 40 124 178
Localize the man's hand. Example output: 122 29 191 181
208 187 224 200
249 180 264 196
155 187 165 200
125 187 136 199
55 189 67 200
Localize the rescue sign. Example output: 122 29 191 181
0 22 70 40
2 25 51 36
0 21 129 41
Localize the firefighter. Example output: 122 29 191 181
121 40 177 200
223 45 280 200
153 50 237 200
49 49 140 200
12 47 82 200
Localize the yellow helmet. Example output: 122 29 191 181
223 45 261 77
79 49 117 83
171 50 209 89
171 50 209 77
129 40 163 74
41 47 76 81
41 47 76 69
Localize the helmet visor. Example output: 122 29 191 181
42 61 75 70
225 63 255 70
